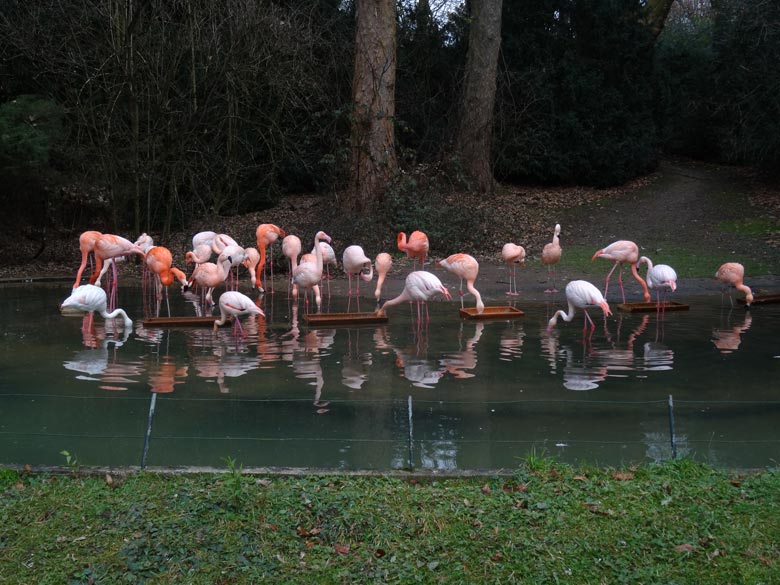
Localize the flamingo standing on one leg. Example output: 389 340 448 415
282 235 302 298
501 243 526 296
591 240 650 303
213 291 265 337
547 280 612 336
397 230 429 270
375 271 452 324
73 230 102 289
256 223 286 293
439 253 484 314
374 253 393 304
715 262 753 308
638 256 678 313
292 231 331 312
60 284 133 330
343 245 374 298
541 224 562 293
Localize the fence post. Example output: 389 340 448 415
667 394 677 460
408 395 414 470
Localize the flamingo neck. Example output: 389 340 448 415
631 263 651 302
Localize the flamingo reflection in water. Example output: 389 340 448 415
712 310 753 354
439 322 484 379
341 329 374 390
499 321 526 362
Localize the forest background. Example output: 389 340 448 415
0 0 778 261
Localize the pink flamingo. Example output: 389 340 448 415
186 253 232 305
220 243 247 290
296 253 322 307
60 284 133 330
547 280 612 334
292 231 331 312
256 223 286 293
213 291 265 336
591 240 650 303
242 247 261 289
73 230 102 289
638 256 678 312
374 253 393 303
397 230 429 269
211 233 238 256
192 231 217 250
439 253 484 314
186 244 212 266
376 270 452 323
715 262 753 308
541 224 562 293
282 235 302 297
343 245 374 297
501 243 526 296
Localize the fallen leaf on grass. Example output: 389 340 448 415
675 543 695 553
481 484 491 495
334 544 350 555
296 526 321 538
612 472 634 481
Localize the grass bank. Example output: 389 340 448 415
2 459 779 583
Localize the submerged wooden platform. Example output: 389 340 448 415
141 316 219 327
738 294 780 305
302 312 389 326
617 301 689 313
459 306 525 320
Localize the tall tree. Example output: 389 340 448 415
454 0 503 194
348 0 398 214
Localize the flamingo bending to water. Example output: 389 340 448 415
213 291 265 336
715 262 753 308
439 253 484 314
376 270 452 322
591 240 650 303
547 280 612 334
374 253 393 302
60 284 133 330
501 243 526 296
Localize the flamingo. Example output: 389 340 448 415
192 230 217 250
211 233 239 256
213 291 265 336
220 243 247 290
313 241 338 279
342 245 374 297
292 231 331 312
146 246 188 301
397 230 429 269
547 280 612 334
242 247 261 289
438 253 484 314
60 284 133 330
73 230 102 289
638 256 678 312
282 235 302 297
185 243 212 266
501 243 526 296
715 262 753 308
185 253 232 305
89 234 145 285
591 240 650 303
376 270 452 322
374 253 393 302
256 223 286 293
541 224 562 293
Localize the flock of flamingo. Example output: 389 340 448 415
59 221 755 337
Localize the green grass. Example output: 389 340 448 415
2 461 779 583
720 218 780 238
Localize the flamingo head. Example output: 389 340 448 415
315 231 331 244
599 300 612 317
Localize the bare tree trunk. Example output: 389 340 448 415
348 0 397 214
454 0 503 194
643 0 676 40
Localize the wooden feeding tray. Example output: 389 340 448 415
738 294 780 305
141 316 219 327
302 312 389 326
459 306 525 320
616 301 689 313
